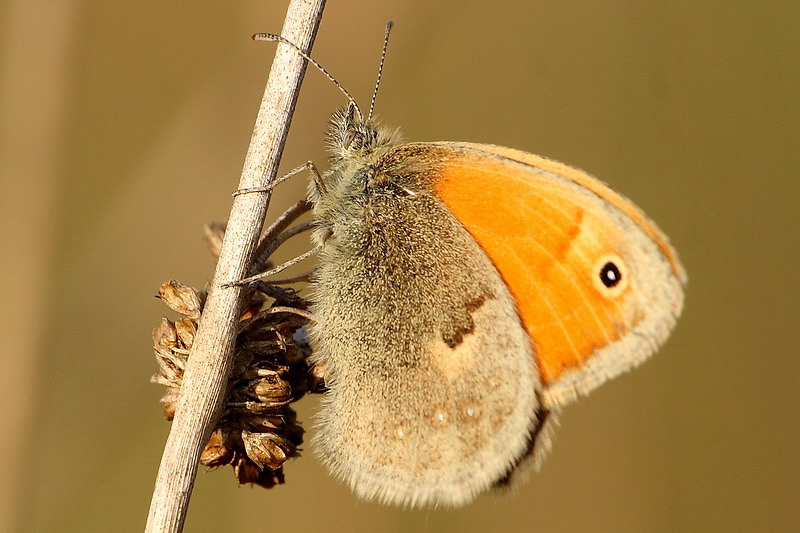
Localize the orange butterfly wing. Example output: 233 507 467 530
411 142 685 406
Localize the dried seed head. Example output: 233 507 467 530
241 429 295 471
200 428 236 468
152 318 185 386
153 214 318 490
152 317 179 356
174 318 197 348
158 280 202 320
252 374 293 406
152 269 312 490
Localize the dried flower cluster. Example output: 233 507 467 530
152 223 315 488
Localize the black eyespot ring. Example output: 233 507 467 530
592 253 628 297
599 261 622 288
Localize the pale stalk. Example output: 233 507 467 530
145 1 326 531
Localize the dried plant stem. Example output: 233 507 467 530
145 1 326 531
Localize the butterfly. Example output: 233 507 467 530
254 25 685 508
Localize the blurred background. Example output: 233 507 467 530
2 1 798 531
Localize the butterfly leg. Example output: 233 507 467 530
233 160 323 197
223 243 321 288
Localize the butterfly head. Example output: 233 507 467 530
326 103 401 165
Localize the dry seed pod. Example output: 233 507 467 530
152 319 185 386
152 318 179 358
252 375 293 406
174 318 197 348
153 232 312 490
200 428 236 468
241 430 293 471
158 280 202 320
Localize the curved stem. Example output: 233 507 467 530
145 1 326 531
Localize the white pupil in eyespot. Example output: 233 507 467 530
600 262 622 288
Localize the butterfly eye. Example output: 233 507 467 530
593 254 629 297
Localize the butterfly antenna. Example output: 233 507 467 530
367 21 394 123
253 32 363 121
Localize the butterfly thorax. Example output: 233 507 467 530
310 106 405 246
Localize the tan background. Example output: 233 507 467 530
2 1 798 531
